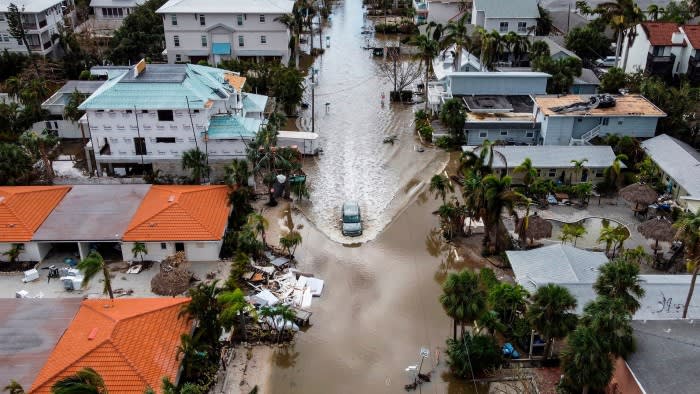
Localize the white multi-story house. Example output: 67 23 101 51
622 22 700 83
0 0 75 56
79 61 268 179
157 0 294 65
471 0 539 36
81 0 141 33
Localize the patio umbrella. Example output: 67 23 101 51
619 183 658 211
516 213 553 245
638 216 675 251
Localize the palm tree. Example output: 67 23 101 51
19 130 58 181
581 296 636 358
560 325 614 394
482 174 518 253
182 148 209 184
224 159 250 188
488 283 529 326
246 212 269 247
2 244 23 263
604 153 627 190
593 259 646 314
131 242 147 263
513 158 538 191
217 287 249 340
475 310 506 336
51 367 107 394
646 4 664 21
569 158 588 184
674 209 700 318
429 173 453 203
592 0 646 70
441 13 472 71
77 251 114 300
477 28 502 70
180 281 223 347
561 223 586 247
176 333 209 380
279 230 303 259
439 270 487 340
276 13 299 66
526 283 578 359
411 33 440 109
3 380 24 394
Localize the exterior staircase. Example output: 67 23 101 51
569 124 601 146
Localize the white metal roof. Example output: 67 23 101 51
277 131 319 140
642 134 700 197
461 145 621 169
0 0 63 13
473 0 539 19
157 0 294 14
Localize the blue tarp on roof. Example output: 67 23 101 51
212 42 231 55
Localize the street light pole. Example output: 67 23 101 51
311 69 315 133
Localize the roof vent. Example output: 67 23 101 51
149 222 157 227
168 194 175 203
0 196 4 204
88 328 98 340
7 223 15 228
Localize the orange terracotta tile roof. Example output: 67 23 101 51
641 22 683 46
224 73 246 92
0 186 71 242
123 185 231 241
29 298 192 394
682 25 700 48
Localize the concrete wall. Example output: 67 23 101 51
540 116 659 145
465 128 537 145
623 27 651 73
540 116 575 145
481 18 537 35
162 11 290 64
0 242 41 262
33 119 89 139
447 75 548 95
121 240 222 262
608 358 644 394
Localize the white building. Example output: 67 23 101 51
506 244 700 320
471 0 539 36
641 134 700 212
35 80 105 139
0 0 75 56
79 61 267 178
80 0 141 34
156 0 294 65
622 22 700 83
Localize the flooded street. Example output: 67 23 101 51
298 0 448 243
266 2 476 392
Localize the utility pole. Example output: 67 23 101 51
311 69 315 133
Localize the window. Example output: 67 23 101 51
499 21 508 32
199 15 205 26
260 35 266 44
479 131 488 138
518 22 527 33
259 14 265 22
134 137 146 155
141 110 148 114
602 118 609 126
548 169 557 177
526 131 534 138
157 110 174 121
175 54 181 62
201 35 207 47
160 243 167 250
173 35 180 47
652 46 664 56
237 15 243 25
156 137 176 143
126 109 133 114
239 36 244 47
577 118 582 122
171 14 177 25
0 13 5 21
101 8 124 18
536 169 541 176
500 130 508 136
617 119 623 125
595 170 604 178
193 109 200 113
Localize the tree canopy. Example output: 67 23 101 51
109 0 168 64
564 26 611 62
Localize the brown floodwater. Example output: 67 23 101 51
266 1 485 392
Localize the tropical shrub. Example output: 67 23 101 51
446 333 502 378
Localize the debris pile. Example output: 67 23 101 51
151 252 194 296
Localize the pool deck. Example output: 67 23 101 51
511 196 667 274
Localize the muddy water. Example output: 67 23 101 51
298 0 448 244
268 192 487 393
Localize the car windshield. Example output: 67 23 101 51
343 214 360 223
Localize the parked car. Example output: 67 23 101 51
595 56 617 68
341 201 362 236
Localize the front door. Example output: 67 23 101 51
175 243 185 252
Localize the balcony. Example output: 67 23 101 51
99 143 112 156
688 57 700 83
645 52 675 80
21 19 47 31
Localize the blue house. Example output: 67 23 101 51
534 94 665 146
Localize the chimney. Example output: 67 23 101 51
671 31 686 45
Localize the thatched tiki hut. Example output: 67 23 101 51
516 213 553 246
619 183 658 215
638 216 675 253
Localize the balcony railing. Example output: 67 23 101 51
645 52 675 78
22 22 38 30
43 41 51 49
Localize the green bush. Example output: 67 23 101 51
446 333 503 378
398 22 418 34
418 124 433 142
435 136 453 149
374 23 398 34
415 109 429 121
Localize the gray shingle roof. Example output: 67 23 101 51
626 320 700 394
462 145 620 169
473 0 539 19
641 134 700 197
506 244 608 293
